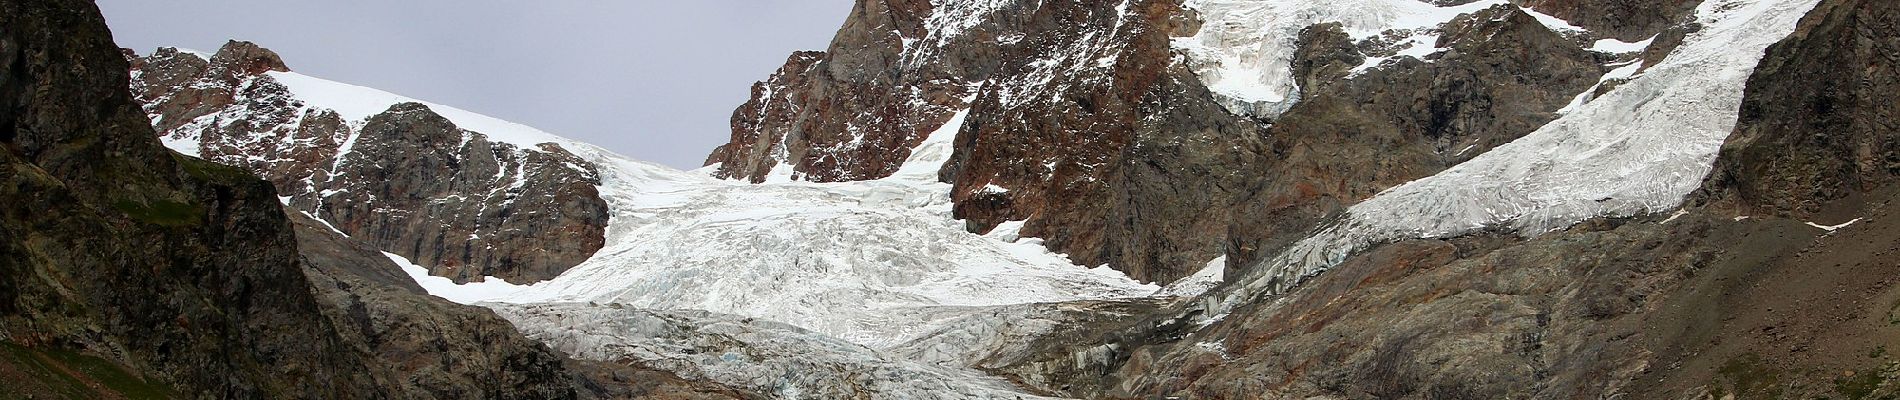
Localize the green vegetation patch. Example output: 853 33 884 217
1715 354 1784 400
111 198 201 227
0 341 177 399
1834 368 1886 400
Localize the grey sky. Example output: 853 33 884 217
97 1 853 169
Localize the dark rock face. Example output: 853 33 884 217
0 0 397 396
1701 0 1900 219
293 213 576 399
128 44 610 284
936 0 1271 284
301 103 609 284
0 2 742 398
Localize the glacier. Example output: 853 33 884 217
1213 0 1826 312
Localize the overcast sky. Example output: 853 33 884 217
97 1 853 168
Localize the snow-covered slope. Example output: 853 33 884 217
265 71 572 148
1175 0 1582 117
1216 0 1824 309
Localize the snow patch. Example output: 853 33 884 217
1590 35 1658 53
1807 218 1863 232
1661 208 1691 224
384 251 529 304
1516 5 1588 34
1559 60 1647 114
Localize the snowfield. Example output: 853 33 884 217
1174 0 1581 117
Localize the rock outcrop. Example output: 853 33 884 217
305 103 609 284
128 42 610 284
293 212 746 399
1 0 431 396
703 0 974 183
1 2 751 398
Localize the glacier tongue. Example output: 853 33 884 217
493 103 1158 349
1218 0 1825 311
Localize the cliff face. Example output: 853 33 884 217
704 0 978 183
129 45 609 284
1 0 398 396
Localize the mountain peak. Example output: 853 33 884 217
210 39 289 75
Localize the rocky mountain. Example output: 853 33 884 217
1 1 754 398
689 0 1899 398
129 44 609 284
68 0 1900 398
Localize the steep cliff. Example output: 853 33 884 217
1 1 749 398
1 0 416 396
